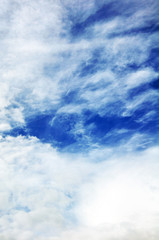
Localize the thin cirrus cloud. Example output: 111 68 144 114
0 0 159 239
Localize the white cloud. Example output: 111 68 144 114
0 123 11 132
0 136 159 239
57 147 159 240
0 0 67 129
76 150 159 227
126 68 158 88
0 136 94 239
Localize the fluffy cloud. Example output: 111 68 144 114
0 136 93 239
0 136 159 239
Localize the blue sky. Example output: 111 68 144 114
0 0 159 239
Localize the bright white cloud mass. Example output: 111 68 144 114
0 0 159 239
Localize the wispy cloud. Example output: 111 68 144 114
0 0 159 239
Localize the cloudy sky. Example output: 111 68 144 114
0 0 159 239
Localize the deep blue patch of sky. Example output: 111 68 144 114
70 1 148 38
78 48 106 77
108 22 159 38
71 2 119 36
128 78 159 99
147 48 159 71
7 101 159 151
